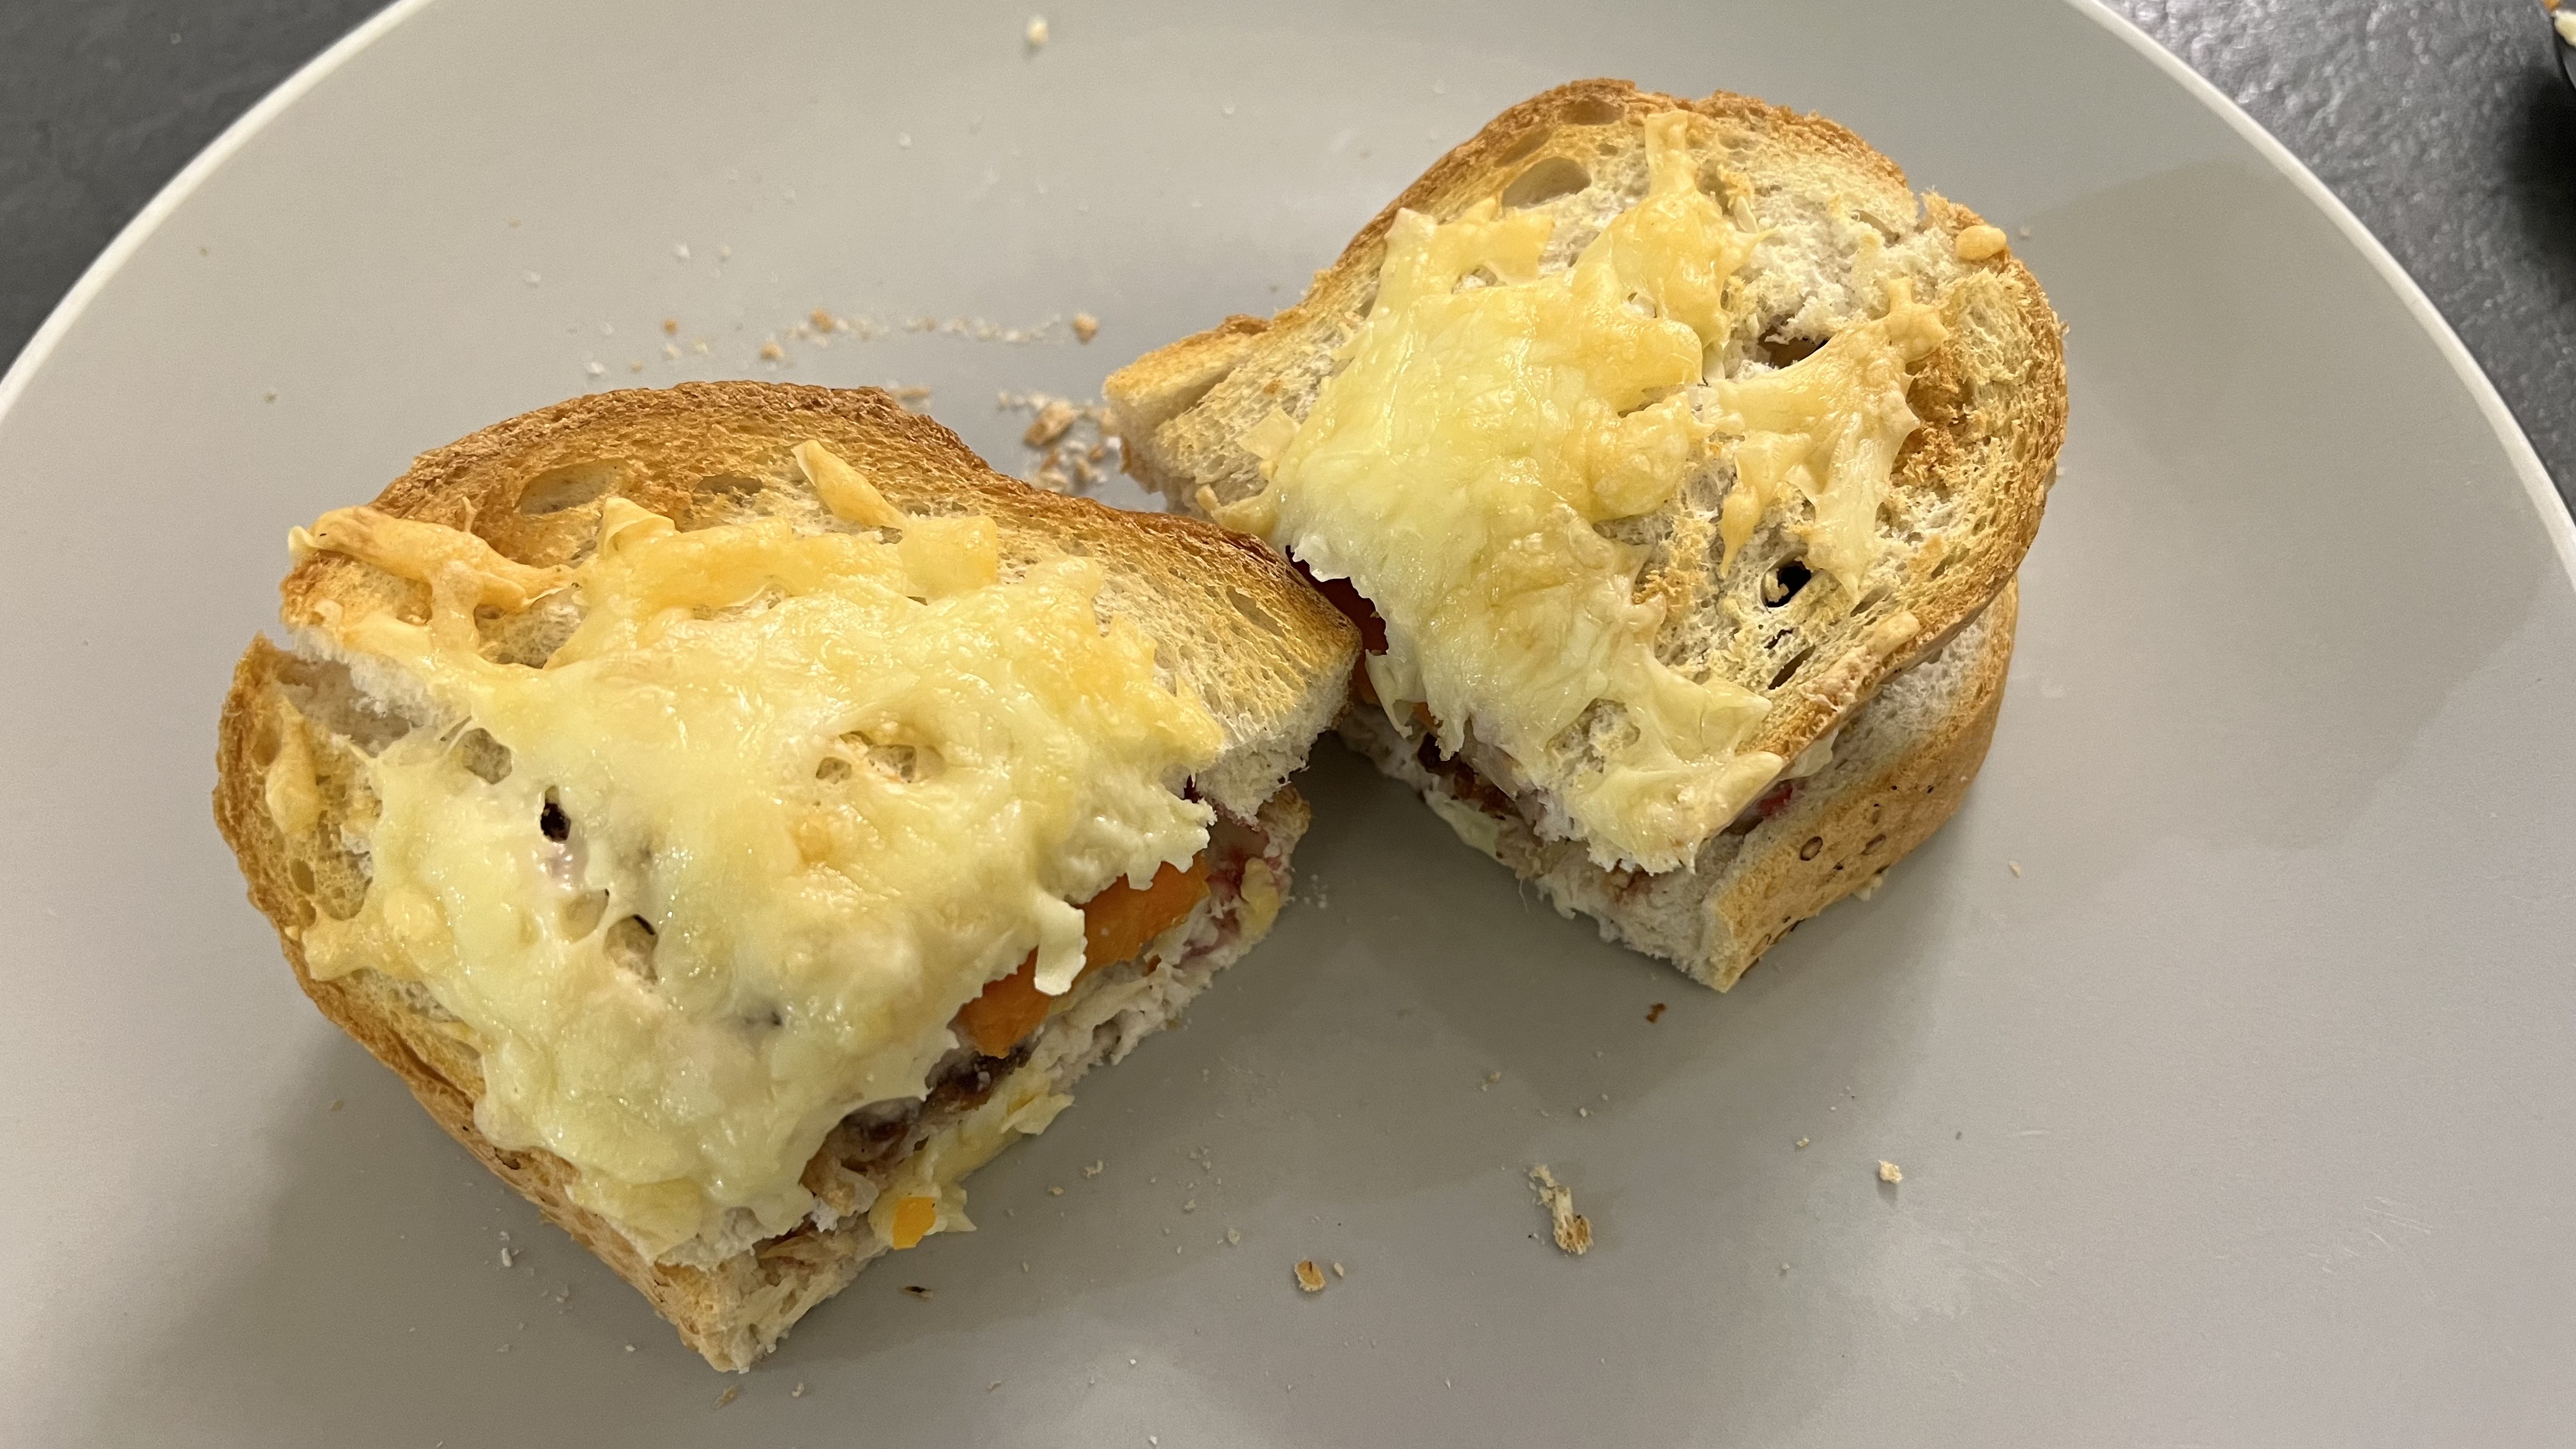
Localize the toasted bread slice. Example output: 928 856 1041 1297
213 383 1355 1368
1110 79 2063 985
1346 581 2015 987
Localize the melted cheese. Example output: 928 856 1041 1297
294 463 1222 1257
1222 112 1942 872
1225 114 1764 871
1715 281 1947 596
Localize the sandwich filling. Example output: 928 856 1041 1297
276 463 1224 1257
1216 111 1944 872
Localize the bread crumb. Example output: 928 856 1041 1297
903 1284 933 1299
498 1247 516 1268
1024 15 1048 49
1183 1199 1197 1212
988 1381 1002 1393
1048 1185 1064 1196
758 340 785 362
792 1382 806 1398
1083 1160 1104 1178
714 1386 739 1409
1878 1160 1903 1184
2008 861 2023 877
328 1098 343 1111
623 1343 635 1353
585 362 606 378
1331 1262 1346 1278
1795 1137 1809 1149
1577 1107 1588 1117
1024 399 1078 448
1954 224 2010 263
523 272 541 287
1527 1166 1592 1254
810 308 836 333
628 361 644 373
1225 1228 1241 1246
1071 312 1099 343
661 317 677 335
1644 1003 1666 1023
1294 1259 1328 1292
672 243 691 262
662 343 680 362
263 388 278 402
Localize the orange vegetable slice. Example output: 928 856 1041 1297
951 855 1211 1058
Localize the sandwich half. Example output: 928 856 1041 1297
1110 79 2065 988
213 382 1355 1368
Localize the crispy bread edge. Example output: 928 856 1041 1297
1699 578 2016 987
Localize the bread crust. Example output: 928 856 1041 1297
213 383 1351 1368
1702 579 2015 985
277 381 1354 816
1333 581 2015 988
1110 78 2064 809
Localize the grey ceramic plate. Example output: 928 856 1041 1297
6 1 2573 1443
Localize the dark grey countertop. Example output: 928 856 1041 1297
5 0 2572 505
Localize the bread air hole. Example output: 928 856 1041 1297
1560 95 1626 126
867 743 931 783
1494 125 1551 165
516 460 625 516
1769 644 1817 690
1762 560 1812 607
249 717 282 769
839 730 939 784
1759 334 1824 369
815 756 854 783
454 727 513 784
604 914 658 983
1226 587 1284 636
539 792 570 842
1501 155 1590 210
560 889 608 940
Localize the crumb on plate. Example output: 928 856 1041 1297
1528 1165 1592 1255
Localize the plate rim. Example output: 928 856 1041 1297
1 0 2566 590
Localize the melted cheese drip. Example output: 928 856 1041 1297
1223 112 1943 872
295 485 1222 1257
